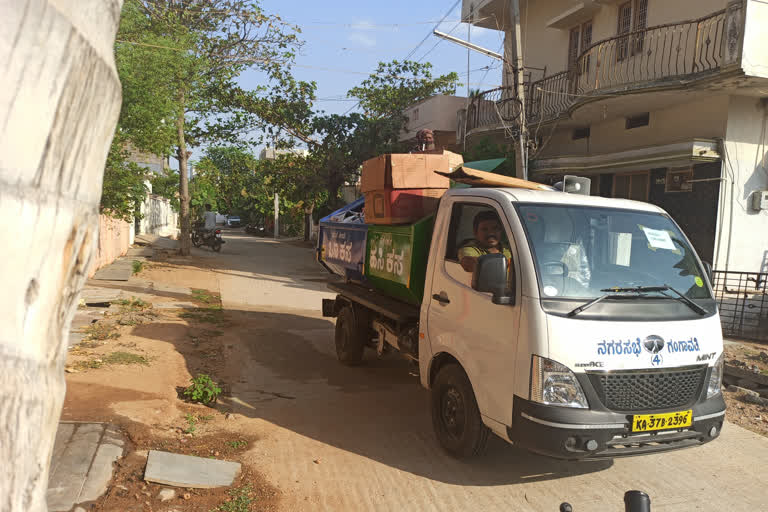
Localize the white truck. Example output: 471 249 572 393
321 183 725 459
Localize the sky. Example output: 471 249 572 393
243 0 505 141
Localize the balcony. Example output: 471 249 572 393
466 2 749 136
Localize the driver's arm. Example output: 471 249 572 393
458 246 482 273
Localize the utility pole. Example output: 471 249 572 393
508 0 528 180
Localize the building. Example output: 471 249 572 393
462 0 768 274
400 95 467 151
259 146 310 160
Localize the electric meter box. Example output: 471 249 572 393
752 190 768 211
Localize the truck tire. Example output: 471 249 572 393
431 364 490 458
334 305 366 366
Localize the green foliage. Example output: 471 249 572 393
150 170 180 212
183 374 222 405
132 260 144 274
212 485 255 512
227 440 248 450
462 137 516 177
183 413 198 434
348 60 459 121
101 134 149 221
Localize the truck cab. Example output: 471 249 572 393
322 185 725 460
421 187 725 459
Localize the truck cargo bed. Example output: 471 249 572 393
328 281 419 323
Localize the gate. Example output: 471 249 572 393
712 270 768 342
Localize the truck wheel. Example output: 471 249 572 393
431 364 490 458
334 305 366 365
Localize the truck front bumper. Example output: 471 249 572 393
508 394 726 460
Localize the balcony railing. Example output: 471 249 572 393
467 4 742 133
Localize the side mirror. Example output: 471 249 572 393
472 253 515 305
703 261 713 283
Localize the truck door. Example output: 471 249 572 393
426 198 521 427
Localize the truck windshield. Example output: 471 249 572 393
516 204 711 301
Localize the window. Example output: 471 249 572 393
517 204 711 300
567 20 593 72
625 112 650 129
572 126 591 140
617 0 649 60
445 203 513 279
613 171 649 201
665 167 693 193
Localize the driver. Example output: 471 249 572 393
459 211 511 273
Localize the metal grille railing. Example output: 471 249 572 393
467 4 744 132
712 270 768 342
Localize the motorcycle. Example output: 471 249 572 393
191 226 225 252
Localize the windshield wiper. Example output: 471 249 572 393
566 285 708 317
657 284 709 316
566 289 641 317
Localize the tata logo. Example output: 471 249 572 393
643 335 665 354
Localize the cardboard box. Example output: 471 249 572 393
361 151 463 193
363 188 446 225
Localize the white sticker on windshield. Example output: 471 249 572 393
543 286 558 297
641 227 676 250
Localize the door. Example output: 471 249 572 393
426 198 521 427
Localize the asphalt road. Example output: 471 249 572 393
197 230 768 512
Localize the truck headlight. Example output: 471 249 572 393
707 353 724 398
530 356 588 408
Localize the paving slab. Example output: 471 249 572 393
47 423 125 512
127 246 154 257
92 259 134 281
144 450 241 488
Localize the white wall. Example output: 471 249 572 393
537 95 729 159
714 95 768 272
402 95 467 140
742 0 768 78
138 194 179 238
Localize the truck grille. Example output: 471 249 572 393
587 366 707 412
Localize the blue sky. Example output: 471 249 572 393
248 0 505 115
182 1 504 165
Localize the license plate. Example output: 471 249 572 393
631 410 692 432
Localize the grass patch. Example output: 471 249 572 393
132 260 144 274
180 308 225 325
211 485 255 512
102 351 150 366
114 297 152 311
83 322 119 341
73 359 104 371
227 440 248 450
192 288 220 305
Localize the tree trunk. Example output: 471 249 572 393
304 203 314 242
176 108 191 256
0 1 123 510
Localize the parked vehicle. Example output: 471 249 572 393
191 225 225 252
319 179 725 460
227 215 241 227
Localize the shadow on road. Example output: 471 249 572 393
131 305 613 487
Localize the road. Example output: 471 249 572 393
195 230 768 511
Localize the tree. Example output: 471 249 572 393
121 0 301 254
101 133 149 222
0 1 123 509
150 170 181 212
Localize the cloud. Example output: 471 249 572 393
348 31 376 48
350 20 375 31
